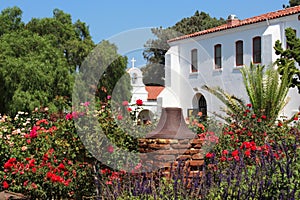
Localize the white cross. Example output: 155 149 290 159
131 57 136 68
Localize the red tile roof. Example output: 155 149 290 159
168 5 300 43
145 86 164 100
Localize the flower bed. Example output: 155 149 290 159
0 101 300 199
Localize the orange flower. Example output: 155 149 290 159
197 123 205 131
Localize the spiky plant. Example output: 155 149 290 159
203 62 292 124
201 85 247 123
240 62 291 123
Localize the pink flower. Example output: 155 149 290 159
29 126 38 138
107 145 114 153
83 101 90 107
31 182 38 189
220 156 227 162
65 113 73 120
122 101 129 106
71 111 79 119
23 180 29 187
136 99 143 106
234 156 240 161
117 115 123 120
222 149 229 155
134 163 142 170
107 95 111 100
21 146 27 151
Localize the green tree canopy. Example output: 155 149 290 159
142 11 225 86
0 7 95 115
0 6 24 36
0 30 72 114
283 0 300 8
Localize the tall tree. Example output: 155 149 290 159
0 7 95 115
26 8 95 72
142 11 225 85
0 30 72 114
274 27 300 93
0 6 24 36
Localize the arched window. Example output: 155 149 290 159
253 36 261 63
191 49 198 72
235 40 244 66
131 73 137 84
214 44 222 69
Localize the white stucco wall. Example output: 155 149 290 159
162 14 300 119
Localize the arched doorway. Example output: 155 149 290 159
198 95 207 119
138 109 153 125
191 93 207 119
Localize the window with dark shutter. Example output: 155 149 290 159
236 40 243 66
253 36 261 64
214 44 222 69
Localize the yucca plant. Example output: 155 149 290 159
203 62 292 124
240 62 291 123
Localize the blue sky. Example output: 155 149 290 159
0 0 289 66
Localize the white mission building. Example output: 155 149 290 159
159 5 300 120
127 58 164 124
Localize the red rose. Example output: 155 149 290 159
222 150 229 155
117 115 123 120
261 115 267 120
244 150 251 157
58 163 65 170
3 181 9 189
241 141 252 149
136 99 143 106
234 156 240 161
127 107 132 112
232 149 239 157
32 167 37 173
246 103 252 108
205 152 214 159
220 156 227 162
294 116 298 121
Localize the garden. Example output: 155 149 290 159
1 61 300 199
